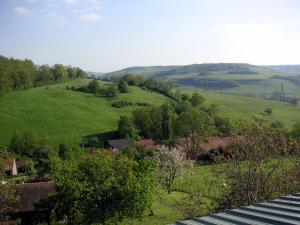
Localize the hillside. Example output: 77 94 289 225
106 63 300 99
0 79 169 147
0 79 299 149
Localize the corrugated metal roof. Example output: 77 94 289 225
173 193 300 225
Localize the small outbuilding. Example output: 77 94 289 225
107 139 133 152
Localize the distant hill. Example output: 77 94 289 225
105 63 258 78
104 63 300 98
265 65 300 73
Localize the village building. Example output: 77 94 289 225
2 157 27 176
106 139 133 152
10 181 55 225
135 139 157 149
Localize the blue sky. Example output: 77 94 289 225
0 0 300 72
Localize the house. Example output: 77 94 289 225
2 157 27 176
135 139 157 149
11 181 55 225
106 139 133 152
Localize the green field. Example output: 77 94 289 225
1 79 299 148
0 79 169 148
107 64 300 98
120 163 221 225
180 87 300 128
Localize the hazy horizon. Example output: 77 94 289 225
1 0 300 72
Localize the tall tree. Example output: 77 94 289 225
174 109 215 160
52 64 68 81
37 65 54 85
161 102 175 140
118 116 139 140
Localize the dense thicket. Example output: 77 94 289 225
0 55 87 95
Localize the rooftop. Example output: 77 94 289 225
173 193 300 225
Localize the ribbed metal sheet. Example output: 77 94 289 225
173 193 300 225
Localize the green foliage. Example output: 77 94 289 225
214 116 233 136
105 84 118 97
291 122 300 141
161 102 175 140
132 107 162 140
118 116 139 140
121 145 157 161
118 80 130 93
174 109 215 138
52 154 157 225
121 74 145 86
52 64 68 81
264 107 272 115
0 184 20 220
215 120 298 210
87 79 101 93
173 100 192 114
0 55 87 94
189 92 205 107
9 131 53 176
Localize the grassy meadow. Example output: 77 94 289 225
1 79 299 148
180 87 300 128
0 79 169 148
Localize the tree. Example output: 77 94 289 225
0 185 20 221
118 80 129 93
105 85 118 97
264 107 272 115
52 154 157 225
161 102 175 140
291 122 300 142
37 65 54 85
155 146 187 193
174 109 215 160
189 93 205 107
58 143 72 160
87 79 100 93
52 64 68 81
76 68 87 78
214 116 233 136
67 67 77 79
215 120 298 210
9 130 37 156
132 107 163 139
118 116 139 140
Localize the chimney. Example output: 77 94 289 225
12 158 18 176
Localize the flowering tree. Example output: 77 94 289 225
155 146 187 193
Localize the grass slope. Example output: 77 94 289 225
181 87 300 128
0 79 169 147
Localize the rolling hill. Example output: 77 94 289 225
0 79 169 148
105 63 300 98
0 79 299 149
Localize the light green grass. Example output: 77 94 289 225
180 87 300 128
0 79 169 148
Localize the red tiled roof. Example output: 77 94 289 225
2 157 26 171
13 182 55 212
135 139 156 148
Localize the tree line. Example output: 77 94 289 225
0 55 87 95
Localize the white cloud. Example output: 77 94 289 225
63 0 76 5
14 7 31 14
80 13 101 22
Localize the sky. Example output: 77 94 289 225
0 0 300 72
